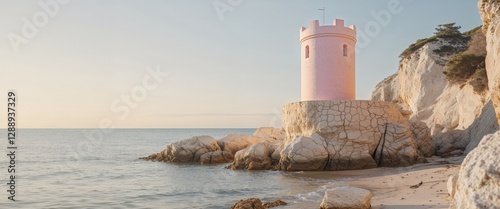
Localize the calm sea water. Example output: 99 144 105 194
0 129 344 209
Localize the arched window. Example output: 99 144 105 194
305 45 310 59
343 44 348 57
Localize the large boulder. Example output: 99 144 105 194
319 187 372 209
375 122 423 166
451 131 500 208
227 143 274 170
279 133 329 171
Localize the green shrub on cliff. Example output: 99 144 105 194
399 36 437 59
432 23 470 56
398 22 488 93
400 23 467 59
443 54 485 82
469 67 488 93
463 26 482 36
442 25 488 93
443 53 487 93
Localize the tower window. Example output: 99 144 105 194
343 44 348 57
305 45 310 59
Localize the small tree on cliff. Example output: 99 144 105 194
433 23 469 56
434 23 462 38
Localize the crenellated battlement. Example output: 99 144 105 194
300 19 356 43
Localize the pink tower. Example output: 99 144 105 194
300 19 357 101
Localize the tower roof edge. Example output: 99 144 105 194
299 19 357 43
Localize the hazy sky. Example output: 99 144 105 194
0 0 482 128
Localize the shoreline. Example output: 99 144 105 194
339 156 463 209
235 156 463 208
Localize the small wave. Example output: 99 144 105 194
294 190 322 202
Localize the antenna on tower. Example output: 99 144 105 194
318 7 325 25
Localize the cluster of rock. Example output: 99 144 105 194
143 100 432 171
140 127 284 165
276 100 428 171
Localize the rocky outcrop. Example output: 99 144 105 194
319 187 372 209
231 198 265 209
141 128 285 164
479 0 500 125
141 135 221 163
230 198 287 209
371 26 498 154
450 131 500 209
278 100 422 171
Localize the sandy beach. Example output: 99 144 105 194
274 156 463 209
338 156 463 209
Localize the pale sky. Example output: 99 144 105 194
0 0 482 128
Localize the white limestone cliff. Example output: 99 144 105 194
449 1 500 208
372 28 498 155
479 0 500 124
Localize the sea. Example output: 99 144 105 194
0 129 348 209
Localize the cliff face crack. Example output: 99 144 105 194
377 123 389 167
322 135 331 171
372 131 384 161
